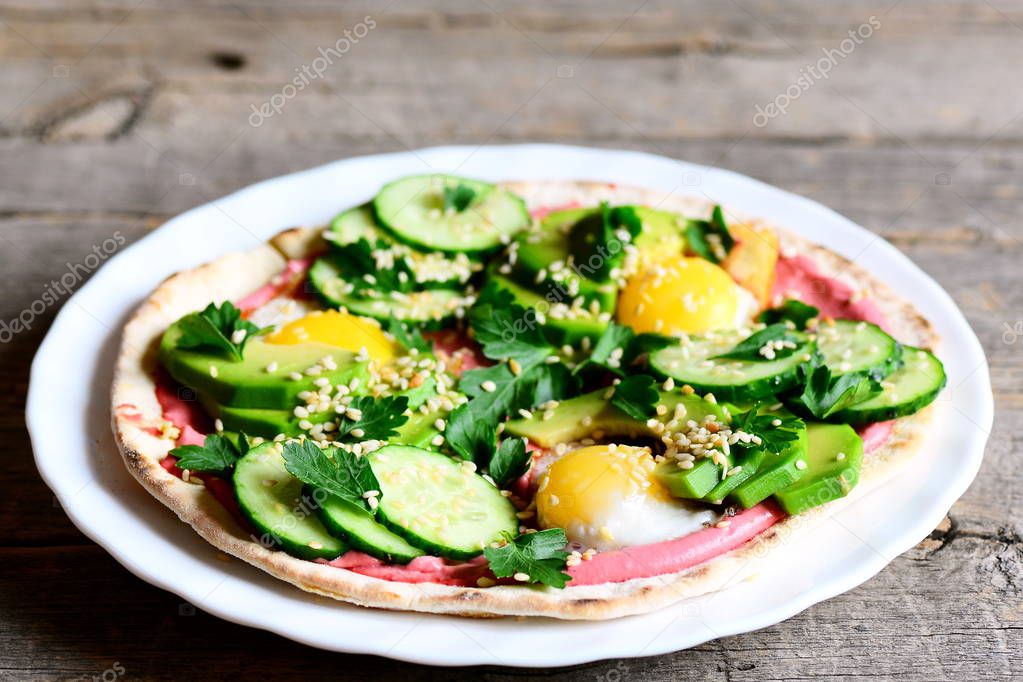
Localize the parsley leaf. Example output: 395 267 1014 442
175 301 267 361
730 404 805 455
712 324 802 361
489 437 531 488
581 322 673 376
483 529 572 588
610 374 660 420
281 440 380 513
570 203 643 281
386 319 432 354
325 239 416 294
170 433 240 475
335 395 410 441
444 406 497 464
443 183 477 212
448 360 576 465
469 295 554 367
757 299 819 330
794 359 883 419
686 205 734 264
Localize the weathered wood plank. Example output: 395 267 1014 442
0 0 1022 145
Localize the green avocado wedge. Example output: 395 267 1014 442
504 389 726 448
730 422 809 508
510 205 687 315
654 456 729 500
160 320 370 410
773 422 863 515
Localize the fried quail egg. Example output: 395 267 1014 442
535 444 716 551
265 309 398 362
617 257 759 335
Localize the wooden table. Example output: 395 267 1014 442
2 1 1019 678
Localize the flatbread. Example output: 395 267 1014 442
111 181 939 620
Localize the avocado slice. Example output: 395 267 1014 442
730 423 809 508
505 388 726 448
773 423 863 514
511 206 687 315
206 378 442 442
654 456 728 500
484 266 608 345
160 320 370 410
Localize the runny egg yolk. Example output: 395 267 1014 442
265 309 398 362
536 444 713 551
617 257 746 335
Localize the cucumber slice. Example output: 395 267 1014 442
234 444 346 560
484 266 608 345
327 204 384 246
316 494 424 564
815 319 901 379
308 256 474 325
830 346 946 425
649 330 814 401
368 445 518 559
373 174 529 253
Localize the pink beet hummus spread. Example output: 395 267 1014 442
144 233 896 588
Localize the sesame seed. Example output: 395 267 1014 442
481 380 497 393
431 434 445 447
214 419 224 432
265 361 278 373
208 365 219 378
836 452 846 461
513 572 530 582
795 460 808 470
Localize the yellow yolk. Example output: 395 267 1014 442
536 444 714 551
265 309 398 362
618 257 746 335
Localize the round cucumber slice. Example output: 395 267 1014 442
316 493 424 564
308 257 474 326
368 445 519 560
234 444 346 560
373 174 529 253
815 319 901 379
327 204 384 246
830 346 946 424
649 330 814 401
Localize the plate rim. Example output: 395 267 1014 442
27 143 992 667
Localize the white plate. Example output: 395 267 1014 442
28 145 992 667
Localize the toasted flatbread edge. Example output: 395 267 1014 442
111 180 939 620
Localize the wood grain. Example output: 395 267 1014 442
0 1 1019 679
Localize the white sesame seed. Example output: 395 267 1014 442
795 460 808 470
481 380 498 393
208 365 219 378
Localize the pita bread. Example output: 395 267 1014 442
111 181 938 620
